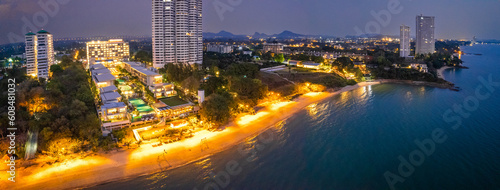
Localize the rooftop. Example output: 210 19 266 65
92 68 111 76
100 85 118 93
101 101 126 109
94 73 116 83
90 64 106 70
101 92 121 102
37 29 50 34
302 62 321 66
124 62 160 76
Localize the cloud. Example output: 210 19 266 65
0 0 43 20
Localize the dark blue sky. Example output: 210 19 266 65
1 0 499 44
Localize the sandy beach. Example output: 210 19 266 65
437 66 452 80
3 81 381 190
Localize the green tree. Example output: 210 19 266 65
274 53 285 63
225 63 260 79
200 93 232 127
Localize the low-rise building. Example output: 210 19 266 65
300 62 321 70
410 63 429 73
101 102 128 122
93 73 116 88
99 85 118 94
154 97 194 119
207 44 233 54
101 91 122 104
263 43 284 53
288 60 301 66
243 51 253 56
122 62 176 98
122 62 161 86
150 83 176 98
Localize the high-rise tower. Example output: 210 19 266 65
415 15 435 55
152 0 203 69
400 25 411 57
25 30 55 79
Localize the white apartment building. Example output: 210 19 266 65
86 39 130 68
416 15 435 55
400 25 411 57
152 0 203 68
25 30 55 79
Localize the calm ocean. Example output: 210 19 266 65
88 45 500 190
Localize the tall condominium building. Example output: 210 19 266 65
152 0 203 69
400 25 411 57
86 39 130 68
25 30 55 79
415 15 435 55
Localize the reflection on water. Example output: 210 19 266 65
307 103 318 117
195 158 214 181
88 45 500 190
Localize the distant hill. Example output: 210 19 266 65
203 30 310 40
203 30 245 39
274 30 304 38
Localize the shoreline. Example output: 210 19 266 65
437 66 453 80
9 82 380 190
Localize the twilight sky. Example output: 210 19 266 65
1 0 499 44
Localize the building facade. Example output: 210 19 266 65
86 39 130 68
207 44 233 54
400 25 411 57
152 0 203 68
263 43 284 54
25 30 55 79
122 62 176 98
415 15 435 55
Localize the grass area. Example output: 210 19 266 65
160 96 189 107
259 72 296 97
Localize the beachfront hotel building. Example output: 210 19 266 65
152 0 203 68
400 25 411 57
86 39 130 69
415 15 435 55
25 30 55 80
122 62 176 98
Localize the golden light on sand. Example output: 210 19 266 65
237 111 270 126
30 157 110 180
269 101 294 111
304 92 323 97
129 130 224 160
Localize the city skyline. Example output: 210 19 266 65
1 0 500 44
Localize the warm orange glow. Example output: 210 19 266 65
29 157 110 180
129 130 224 160
304 92 323 97
269 101 295 111
237 111 270 126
